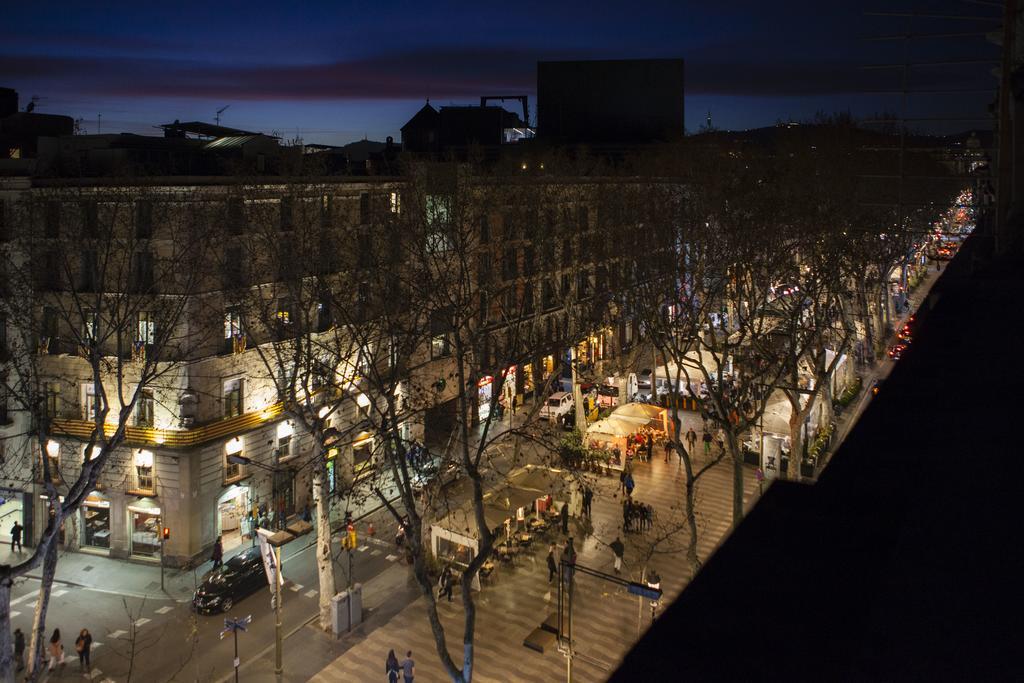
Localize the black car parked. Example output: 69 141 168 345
193 546 268 614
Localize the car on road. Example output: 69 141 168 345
540 391 574 421
193 547 268 614
888 342 908 360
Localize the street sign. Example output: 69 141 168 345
256 529 284 591
627 582 662 601
220 615 251 638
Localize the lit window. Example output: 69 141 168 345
224 437 244 480
277 421 293 459
389 191 401 214
223 378 243 418
134 449 154 492
137 311 155 345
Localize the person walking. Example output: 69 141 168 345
401 650 415 683
645 436 653 463
610 536 625 574
624 473 635 498
685 428 697 457
622 499 632 533
702 430 712 456
47 628 64 671
618 469 627 496
13 628 24 673
559 501 569 535
75 628 92 672
211 536 224 570
438 565 454 602
10 520 22 553
663 439 672 463
546 544 558 583
582 487 593 518
386 649 401 683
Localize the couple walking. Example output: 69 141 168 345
386 649 415 682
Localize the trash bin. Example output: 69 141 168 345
331 584 363 636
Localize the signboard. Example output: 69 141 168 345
256 528 284 591
761 435 782 481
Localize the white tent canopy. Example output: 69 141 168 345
586 417 636 438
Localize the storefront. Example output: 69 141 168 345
477 375 494 421
81 492 111 551
0 487 28 548
217 485 249 552
128 500 161 560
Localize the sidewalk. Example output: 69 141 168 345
310 410 757 682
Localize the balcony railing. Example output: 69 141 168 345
51 401 285 448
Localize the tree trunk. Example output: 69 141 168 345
312 464 336 632
787 403 803 481
26 540 58 681
0 569 13 683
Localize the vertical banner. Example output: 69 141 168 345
762 435 782 481
256 528 284 591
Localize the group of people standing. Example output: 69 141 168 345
385 649 416 682
545 538 578 585
14 627 94 674
623 498 653 533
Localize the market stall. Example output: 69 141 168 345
611 402 673 436
585 417 636 470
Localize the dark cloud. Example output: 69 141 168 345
0 46 980 102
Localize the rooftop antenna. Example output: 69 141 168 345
706 110 712 130
215 104 231 126
97 113 102 134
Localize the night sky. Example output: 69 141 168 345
0 1 998 145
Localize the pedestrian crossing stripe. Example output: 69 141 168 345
52 589 68 597
356 545 368 552
9 611 18 618
304 590 317 598
108 630 126 639
385 554 399 561
288 583 302 592
155 605 173 614
134 617 150 627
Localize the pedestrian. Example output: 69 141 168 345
664 439 672 463
618 469 627 495
546 544 558 583
701 410 709 431
302 503 312 523
211 536 223 570
623 499 631 532
644 504 654 531
386 649 401 683
401 650 415 683
560 501 569 535
716 428 725 453
438 565 454 602
75 628 92 672
645 436 653 463
582 487 593 518
702 430 712 456
624 473 635 498
685 428 697 456
10 520 22 552
47 628 64 671
561 538 577 587
610 536 625 573
13 628 24 673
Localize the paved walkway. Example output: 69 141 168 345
311 411 757 682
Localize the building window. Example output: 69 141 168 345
479 215 490 243
502 248 518 281
276 421 294 460
227 199 246 235
224 307 244 353
44 201 60 238
83 383 100 420
136 201 153 239
223 246 245 288
224 437 244 480
82 309 98 344
137 311 155 345
280 197 293 231
132 249 154 292
134 449 155 492
45 440 60 479
45 383 60 418
389 191 401 214
79 249 98 291
359 193 371 224
136 389 154 427
316 299 331 332
81 201 99 238
276 298 293 327
223 378 243 418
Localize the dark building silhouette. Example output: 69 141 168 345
0 88 74 162
537 59 685 144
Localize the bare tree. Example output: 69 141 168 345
0 182 211 680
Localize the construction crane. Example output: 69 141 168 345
215 105 231 126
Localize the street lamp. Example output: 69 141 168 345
257 518 313 676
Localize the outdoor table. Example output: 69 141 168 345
516 532 533 547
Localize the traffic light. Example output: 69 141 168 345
162 527 170 541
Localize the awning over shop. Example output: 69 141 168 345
586 417 636 438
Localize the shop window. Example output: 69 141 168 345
135 389 154 427
223 378 244 418
224 437 245 481
129 507 161 558
133 449 155 493
82 495 111 549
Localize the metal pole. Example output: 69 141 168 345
566 563 574 683
160 528 165 591
274 545 283 675
233 628 239 683
347 548 353 632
